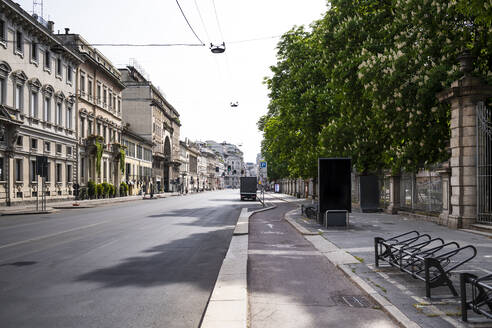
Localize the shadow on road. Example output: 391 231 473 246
75 228 232 289
147 205 261 226
0 261 37 267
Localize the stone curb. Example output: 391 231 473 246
52 205 94 209
338 264 421 328
460 228 492 239
0 193 180 214
200 205 276 328
234 208 250 236
285 211 318 235
1 210 54 216
284 208 421 328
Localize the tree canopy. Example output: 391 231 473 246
259 0 492 179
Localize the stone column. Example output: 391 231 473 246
6 153 13 206
437 52 492 229
386 174 400 214
437 164 451 225
114 160 121 197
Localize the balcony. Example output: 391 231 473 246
85 134 104 154
111 143 125 160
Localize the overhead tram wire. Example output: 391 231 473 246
227 34 284 44
209 0 235 107
176 0 205 46
211 0 225 41
7 37 398 49
208 0 226 53
3 39 205 47
194 0 226 98
91 43 204 47
193 0 212 42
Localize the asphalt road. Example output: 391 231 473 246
0 190 257 328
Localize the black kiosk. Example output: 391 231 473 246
318 158 351 226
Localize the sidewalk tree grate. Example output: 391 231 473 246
332 295 372 308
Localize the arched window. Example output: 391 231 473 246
42 84 54 122
0 61 12 105
65 94 74 129
28 78 41 118
12 70 27 112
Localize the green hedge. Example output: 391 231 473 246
96 183 103 198
120 182 128 196
88 180 96 199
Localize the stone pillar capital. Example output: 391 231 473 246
437 77 492 103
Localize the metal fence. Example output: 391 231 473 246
400 170 442 213
476 101 492 225
350 170 441 213
379 175 390 208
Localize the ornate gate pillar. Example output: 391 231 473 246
437 52 492 228
386 174 400 214
437 164 451 225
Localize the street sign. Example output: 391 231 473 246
260 161 267 168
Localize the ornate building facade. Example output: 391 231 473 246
122 127 153 195
0 0 83 205
119 65 181 192
57 32 125 192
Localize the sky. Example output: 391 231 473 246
16 0 328 162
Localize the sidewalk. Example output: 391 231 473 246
0 192 180 215
277 193 492 328
247 200 396 327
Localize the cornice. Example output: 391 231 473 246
1 1 83 64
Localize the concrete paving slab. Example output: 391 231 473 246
249 203 396 328
250 297 396 328
234 208 250 235
218 259 247 275
304 235 339 252
322 250 361 265
305 235 360 265
279 196 492 328
201 202 278 328
202 299 248 321
210 275 247 301
200 319 245 328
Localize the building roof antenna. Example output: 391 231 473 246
32 0 44 18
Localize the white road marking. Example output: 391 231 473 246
0 221 108 250
471 266 492 274
248 249 319 256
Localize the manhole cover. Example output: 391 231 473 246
332 295 372 308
